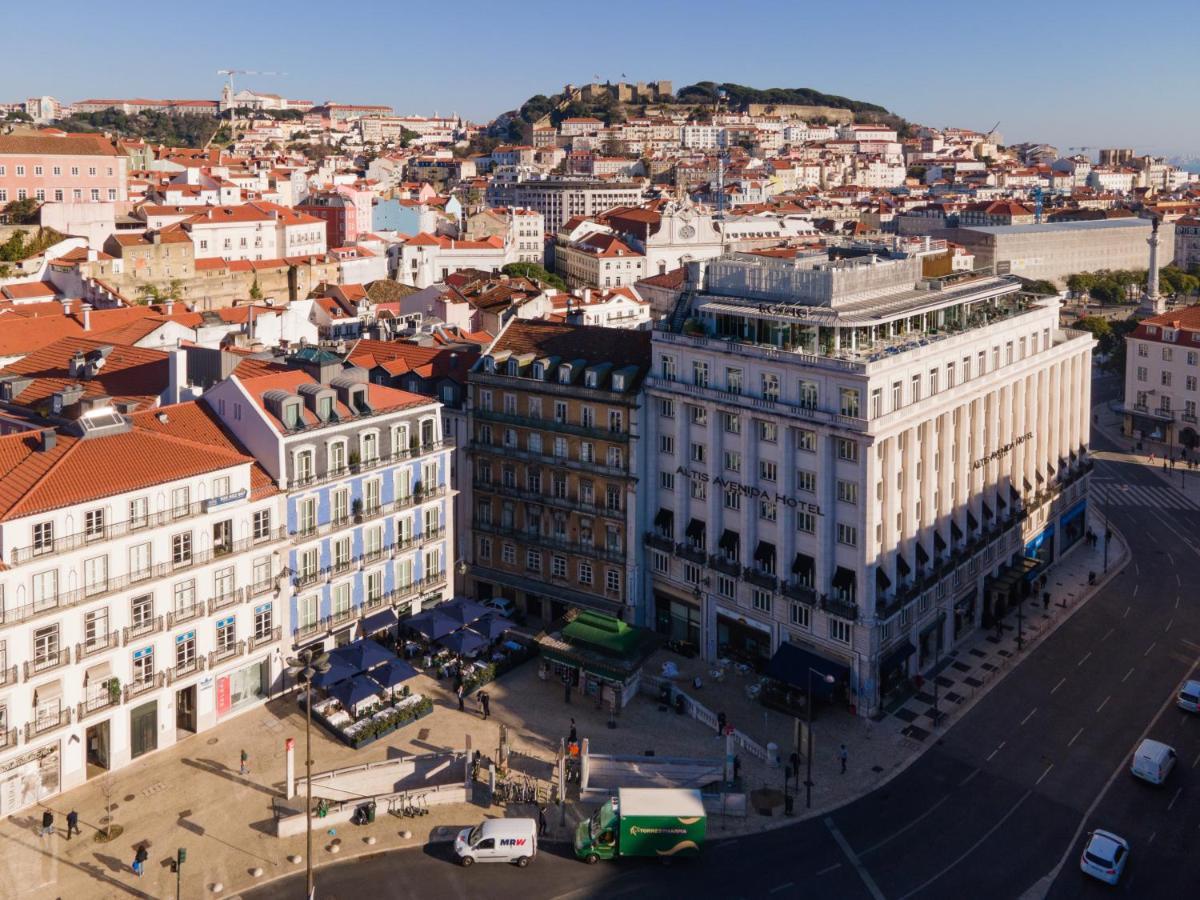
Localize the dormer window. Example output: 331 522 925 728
507 359 520 376
317 395 334 421
532 363 544 380
585 371 598 388
283 401 302 429
613 373 626 391
559 367 571 384
484 357 496 374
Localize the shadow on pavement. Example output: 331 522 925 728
182 757 281 797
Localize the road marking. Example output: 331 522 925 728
1123 606 1131 619
861 795 950 856
1051 677 1067 694
1169 787 1183 812
1146 642 1157 657
1177 573 1183 586
1177 596 1182 609
1022 707 1038 726
769 882 795 894
987 741 1006 762
1036 764 1054 786
1097 695 1110 714
1068 727 1084 748
1078 651 1092 667
1193 750 1200 769
1169 552 1176 566
1135 562 1141 576
1148 831 1157 845
1133 584 1140 597
1123 667 1135 683
825 818 886 900
896 791 1032 900
1101 628 1114 642
959 770 979 788
1166 619 1174 633
816 863 842 876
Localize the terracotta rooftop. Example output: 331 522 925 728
0 336 169 411
487 320 651 374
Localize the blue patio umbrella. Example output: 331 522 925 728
329 673 383 711
369 658 419 690
329 638 395 673
438 597 491 626
310 658 357 689
407 608 458 640
437 627 489 656
469 613 514 642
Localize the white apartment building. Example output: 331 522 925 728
485 180 644 233
1122 306 1200 451
644 252 1094 718
183 203 326 262
0 402 287 815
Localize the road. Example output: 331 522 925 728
248 373 1200 899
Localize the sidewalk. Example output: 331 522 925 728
0 523 1126 899
1092 400 1200 501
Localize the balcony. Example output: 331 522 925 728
742 567 778 591
166 603 205 629
208 639 246 669
288 440 450 492
709 555 740 578
77 689 121 722
474 408 630 443
75 632 119 662
674 542 706 565
474 480 624 520
207 588 245 615
165 656 206 686
644 532 673 552
0 728 15 750
290 572 448 642
249 626 283 652
0 526 289 630
473 521 627 563
821 595 859 621
291 486 449 544
25 707 72 742
122 615 165 647
124 673 165 703
23 649 70 681
468 441 632 481
0 665 16 687
783 581 818 605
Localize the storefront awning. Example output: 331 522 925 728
85 660 113 684
876 568 892 591
765 642 850 694
915 542 929 565
361 607 399 635
895 554 911 577
832 566 856 590
35 680 63 703
719 529 739 552
792 553 815 577
754 541 775 565
934 531 947 552
685 518 705 540
654 508 673 531
880 640 916 672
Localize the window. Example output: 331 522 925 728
761 372 780 401
129 542 152 580
836 438 859 462
790 603 811 629
797 429 816 452
553 436 568 458
659 398 675 417
132 646 154 684
172 532 192 566
870 388 882 418
840 388 860 417
363 478 381 514
724 450 742 473
84 609 109 651
578 561 593 585
581 406 595 428
722 412 741 434
176 631 196 671
606 569 621 593
551 554 567 578
216 617 236 654
1163 347 1174 362
1162 371 1172 387
690 478 707 500
172 486 190 518
501 543 516 565
580 442 595 463
659 470 675 490
760 460 777 482
692 360 709 387
1136 367 1148 382
796 507 816 533
124 496 149 530
797 470 816 494
252 509 272 542
689 405 707 425
837 480 858 504
911 374 922 403
253 556 272 592
478 536 492 561
33 521 54 556
553 401 568 423
690 442 706 464
298 498 317 534
724 487 741 510
798 379 818 409
660 354 677 381
659 434 675 455
837 523 858 546
759 497 777 521
758 420 778 442
131 594 153 632
1188 376 1198 392
174 579 196 615
85 508 105 541
752 589 772 613
608 410 624 433
829 618 852 644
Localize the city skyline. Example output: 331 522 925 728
4 0 1198 158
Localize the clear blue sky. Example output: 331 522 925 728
7 0 1196 158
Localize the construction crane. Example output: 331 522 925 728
217 69 285 94
984 120 1001 140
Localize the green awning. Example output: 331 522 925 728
562 610 649 659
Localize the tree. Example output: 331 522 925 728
249 278 263 301
2 197 39 225
1018 278 1058 296
137 278 184 305
1073 315 1114 351
502 262 567 291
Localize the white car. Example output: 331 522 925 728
484 597 517 619
1178 679 1200 713
1080 829 1129 885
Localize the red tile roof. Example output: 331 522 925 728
236 369 431 433
0 336 169 410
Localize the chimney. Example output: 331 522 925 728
38 429 56 452
68 351 85 378
167 347 187 405
60 299 71 317
164 299 174 316
582 288 592 305
81 303 92 331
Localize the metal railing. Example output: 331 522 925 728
291 486 449 544
24 649 70 681
122 615 164 647
124 673 165 702
473 521 626 563
474 408 630 443
290 572 448 642
25 707 71 741
75 633 119 662
0 665 16 687
0 728 15 749
249 626 283 652
207 588 245 616
474 481 624 519
166 604 205 629
165 656 206 686
209 640 246 668
77 689 121 721
287 440 449 492
468 441 633 480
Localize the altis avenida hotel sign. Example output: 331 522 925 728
676 467 823 515
971 432 1034 471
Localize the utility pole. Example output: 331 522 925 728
170 847 186 900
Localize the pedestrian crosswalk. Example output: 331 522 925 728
1091 479 1200 511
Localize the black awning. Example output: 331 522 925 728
934 530 947 552
996 493 1008 510
880 640 916 672
1010 484 1021 502
765 642 850 693
1023 477 1033 491
982 501 993 520
654 508 673 530
967 510 979 531
754 541 776 564
792 553 815 577
1069 449 1078 462
1046 464 1055 479
685 518 704 540
361 607 399 634
719 529 739 551
951 520 964 540
896 554 911 577
915 542 929 565
832 566 856 589
876 567 892 591
1035 470 1045 484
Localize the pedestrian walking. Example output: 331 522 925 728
239 748 249 775
716 710 727 737
562 670 571 704
480 691 490 720
568 717 577 745
839 744 848 775
538 805 548 836
65 810 80 840
39 809 53 838
456 683 465 712
1043 591 1051 610
789 751 801 781
133 845 148 877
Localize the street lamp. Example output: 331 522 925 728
286 647 331 900
805 667 837 809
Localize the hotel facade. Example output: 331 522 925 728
644 251 1094 717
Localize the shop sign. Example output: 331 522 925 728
971 432 1033 470
1 745 56 774
675 467 823 514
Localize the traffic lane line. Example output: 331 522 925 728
1051 677 1067 694
1097 696 1111 714
1036 764 1054 786
858 794 951 856
1068 728 1084 748
987 741 1006 762
1022 708 1038 726
1168 787 1182 812
1078 651 1092 667
825 818 886 900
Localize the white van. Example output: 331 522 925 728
454 817 538 867
1131 738 1177 785
1178 680 1200 713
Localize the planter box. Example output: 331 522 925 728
307 699 434 750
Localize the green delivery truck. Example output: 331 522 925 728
574 788 707 864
